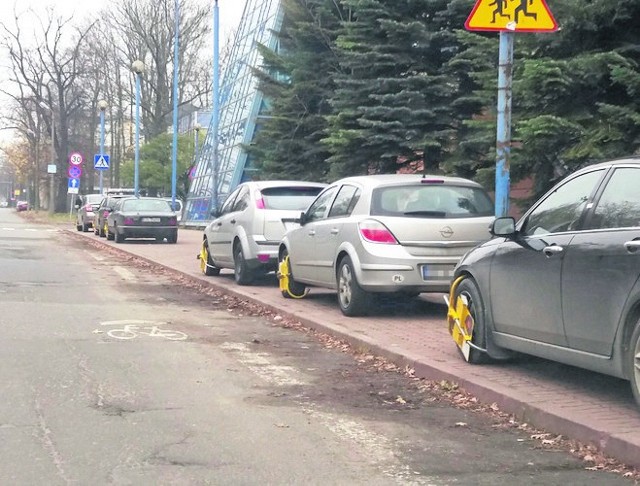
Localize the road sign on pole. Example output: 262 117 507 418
69 152 84 166
68 178 80 194
94 154 110 170
68 165 82 179
465 0 557 33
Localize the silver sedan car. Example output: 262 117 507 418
447 157 640 408
279 174 495 316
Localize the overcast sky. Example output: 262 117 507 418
0 0 246 38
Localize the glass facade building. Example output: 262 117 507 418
184 0 283 225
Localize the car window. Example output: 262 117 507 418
522 169 604 236
305 187 338 223
371 184 493 218
260 186 324 210
232 186 250 212
328 185 361 218
85 194 104 204
220 188 240 215
589 168 640 229
122 199 171 212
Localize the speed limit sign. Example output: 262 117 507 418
69 152 84 166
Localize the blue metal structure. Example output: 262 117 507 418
184 0 284 225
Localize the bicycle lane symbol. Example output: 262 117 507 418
96 320 188 341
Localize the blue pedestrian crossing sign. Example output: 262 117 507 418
94 154 110 170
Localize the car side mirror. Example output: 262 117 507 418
298 211 307 226
210 208 219 218
491 217 516 237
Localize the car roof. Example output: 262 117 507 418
331 173 484 189
573 156 640 173
243 180 328 190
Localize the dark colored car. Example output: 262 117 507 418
106 197 178 244
75 194 103 232
94 195 126 237
448 157 640 408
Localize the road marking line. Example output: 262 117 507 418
113 266 136 281
88 252 105 261
220 342 306 386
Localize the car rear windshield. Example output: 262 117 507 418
371 184 494 218
260 186 324 211
84 194 104 204
122 199 172 212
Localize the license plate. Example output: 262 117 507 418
421 265 454 280
142 217 161 223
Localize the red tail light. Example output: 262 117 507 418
358 220 398 244
102 210 109 217
255 196 265 209
168 217 177 226
84 204 93 211
123 217 135 225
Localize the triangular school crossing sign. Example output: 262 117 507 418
466 0 558 33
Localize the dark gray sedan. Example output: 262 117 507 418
106 197 178 244
448 157 640 408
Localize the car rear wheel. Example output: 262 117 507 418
629 321 640 408
167 231 178 244
200 240 221 276
453 278 491 364
100 222 107 237
337 256 371 317
234 245 253 285
106 225 114 240
82 221 89 232
279 250 306 298
114 227 124 243
76 221 82 231
94 224 100 235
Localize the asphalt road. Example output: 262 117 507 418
0 208 633 485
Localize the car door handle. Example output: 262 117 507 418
330 228 339 235
543 245 564 257
216 222 222 227
230 219 236 225
308 230 316 236
624 241 640 253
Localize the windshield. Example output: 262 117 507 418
260 186 324 211
371 184 494 218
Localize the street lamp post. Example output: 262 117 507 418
171 0 180 209
97 100 108 194
131 60 145 198
212 0 220 212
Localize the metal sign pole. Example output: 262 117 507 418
495 31 515 217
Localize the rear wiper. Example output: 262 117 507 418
403 210 447 218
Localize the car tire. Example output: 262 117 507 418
279 250 306 298
114 226 124 243
76 221 82 231
629 321 640 408
106 225 114 240
82 221 89 232
337 256 371 317
234 245 253 285
100 223 107 238
453 278 492 364
167 231 178 244
200 240 221 276
94 224 100 236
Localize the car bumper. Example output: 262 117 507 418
118 226 177 238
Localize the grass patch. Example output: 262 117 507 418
18 210 75 225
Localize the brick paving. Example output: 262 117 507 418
67 226 640 469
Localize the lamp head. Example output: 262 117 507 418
97 99 108 111
131 60 145 74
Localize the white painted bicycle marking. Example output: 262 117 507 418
99 320 187 341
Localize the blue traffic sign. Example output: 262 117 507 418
68 178 80 189
68 165 82 178
94 154 110 170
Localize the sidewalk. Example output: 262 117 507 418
67 226 640 469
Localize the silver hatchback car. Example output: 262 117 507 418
199 181 327 285
279 174 495 316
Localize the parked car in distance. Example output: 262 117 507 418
448 157 640 408
199 181 328 284
16 200 28 212
0 200 8 208
279 174 495 316
75 194 103 232
106 197 178 243
94 195 127 237
164 198 184 223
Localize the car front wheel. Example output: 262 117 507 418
629 321 640 408
200 240 221 276
337 256 370 317
279 250 306 298
233 245 253 285
453 278 491 364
